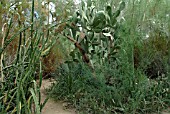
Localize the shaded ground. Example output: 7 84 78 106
40 79 76 114
161 109 170 114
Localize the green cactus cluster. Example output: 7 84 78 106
63 0 125 67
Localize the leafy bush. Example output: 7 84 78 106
134 32 170 79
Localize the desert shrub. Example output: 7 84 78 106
133 29 170 79
39 0 75 78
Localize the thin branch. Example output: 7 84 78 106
63 34 94 70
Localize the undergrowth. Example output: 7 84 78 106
49 60 170 113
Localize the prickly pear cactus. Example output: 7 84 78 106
63 0 125 67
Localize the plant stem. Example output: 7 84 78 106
1 23 7 83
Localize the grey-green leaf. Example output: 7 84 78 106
119 2 125 11
106 5 112 17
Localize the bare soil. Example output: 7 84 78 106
40 79 76 114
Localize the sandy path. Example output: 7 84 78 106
40 79 76 114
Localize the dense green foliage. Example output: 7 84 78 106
49 0 170 113
50 62 170 113
0 0 170 113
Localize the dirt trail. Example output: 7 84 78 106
40 79 76 114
